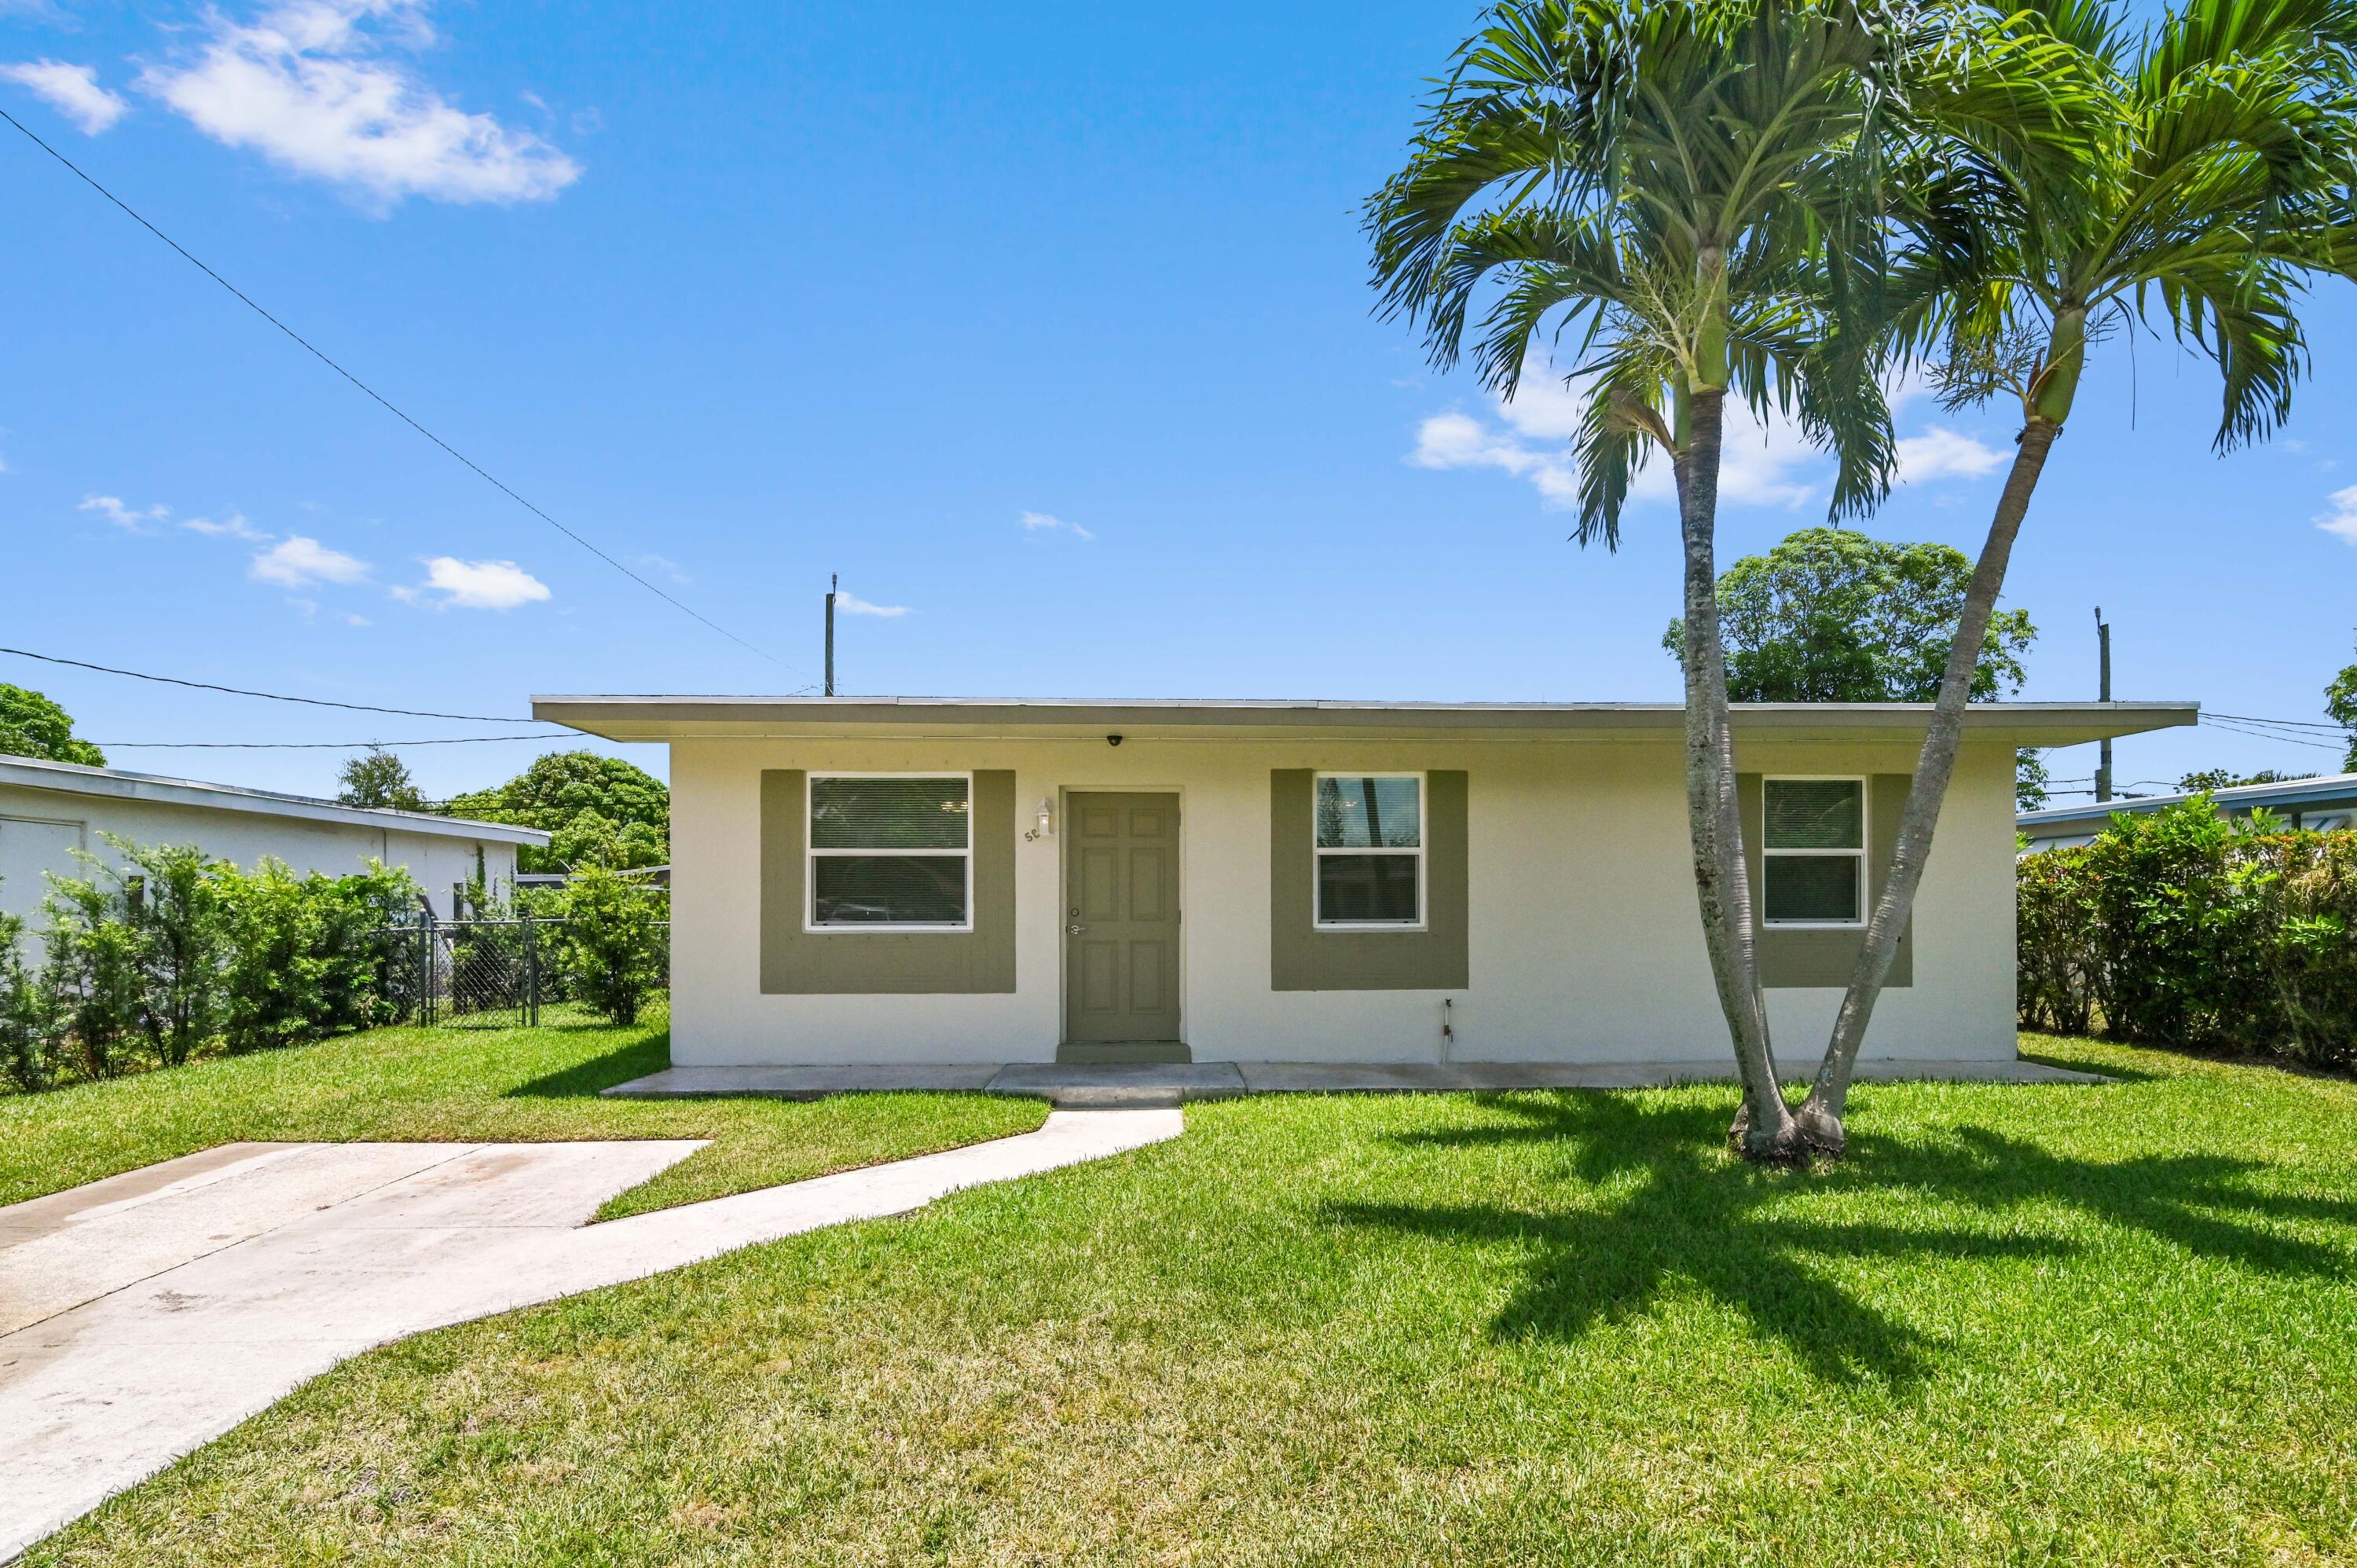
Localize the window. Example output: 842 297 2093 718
808 773 971 929
1762 777 1865 926
1314 773 1423 927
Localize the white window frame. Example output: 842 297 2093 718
1311 770 1427 931
805 770 974 934
1761 774 1868 929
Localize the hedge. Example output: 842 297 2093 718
2018 798 2357 1068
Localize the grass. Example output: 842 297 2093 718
21 1033 2357 1565
0 1014 1046 1222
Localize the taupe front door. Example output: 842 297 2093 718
1064 793 1182 1044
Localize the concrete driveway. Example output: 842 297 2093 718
0 1110 1182 1559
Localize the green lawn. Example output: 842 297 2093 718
0 1015 1046 1222
21 1035 2357 1566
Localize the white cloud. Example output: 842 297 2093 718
1 60 129 134
401 555 550 609
1018 510 1095 540
81 493 170 533
2317 485 2357 544
343 611 371 626
251 533 371 587
638 552 689 584
1893 427 2007 485
1409 357 2006 513
140 0 582 208
183 510 270 540
832 588 908 617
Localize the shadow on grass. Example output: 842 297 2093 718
504 1033 672 1101
1327 1093 2357 1387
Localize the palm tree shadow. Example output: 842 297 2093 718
1328 1091 2357 1388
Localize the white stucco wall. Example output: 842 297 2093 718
666 732 2019 1068
0 785 519 924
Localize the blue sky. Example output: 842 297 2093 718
2 0 2352 804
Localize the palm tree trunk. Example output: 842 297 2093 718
1794 416 2061 1149
1675 387 1796 1157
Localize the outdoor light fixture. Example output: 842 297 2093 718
1027 797 1055 841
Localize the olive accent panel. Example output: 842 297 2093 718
1270 769 1469 991
759 768 1016 995
1737 773 1913 989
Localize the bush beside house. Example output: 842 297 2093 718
0 834 669 1094
2020 799 2357 1069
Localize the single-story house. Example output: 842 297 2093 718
0 756 549 924
2019 770 2357 851
537 695 2193 1068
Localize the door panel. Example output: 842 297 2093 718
1063 793 1181 1044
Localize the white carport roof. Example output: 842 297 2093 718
0 757 550 846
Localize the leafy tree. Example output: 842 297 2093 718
2015 750 2052 813
1365 0 2080 1158
558 864 667 1024
0 683 105 767
1796 0 2357 1152
1665 528 2034 702
2329 645 2357 770
444 751 669 874
336 746 429 812
1663 526 2051 808
2178 768 2314 791
545 808 669 872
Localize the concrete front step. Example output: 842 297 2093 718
603 1057 2108 1106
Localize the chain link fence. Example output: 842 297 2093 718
383 914 670 1029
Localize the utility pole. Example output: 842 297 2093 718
2094 606 2113 803
824 573 837 697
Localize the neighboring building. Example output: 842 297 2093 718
2018 771 2357 852
0 756 549 923
538 694 2191 1069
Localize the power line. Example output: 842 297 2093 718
1 646 559 723
2206 712 2357 731
2204 714 2344 746
0 105 801 676
93 735 558 749
2202 716 2346 753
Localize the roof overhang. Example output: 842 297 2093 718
535 695 2198 749
0 757 551 846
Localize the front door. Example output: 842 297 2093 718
1063 793 1182 1050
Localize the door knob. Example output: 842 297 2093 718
1067 923 1084 935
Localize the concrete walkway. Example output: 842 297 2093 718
0 1109 1180 1560
609 1056 2108 1106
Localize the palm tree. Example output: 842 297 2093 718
1365 0 2083 1157
1795 0 2357 1152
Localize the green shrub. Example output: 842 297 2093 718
557 865 666 1024
114 837 232 1068
39 866 145 1079
0 905 50 1092
2018 800 2357 1068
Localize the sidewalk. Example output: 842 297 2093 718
606 1057 2109 1107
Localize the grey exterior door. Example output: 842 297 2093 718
1064 793 1182 1044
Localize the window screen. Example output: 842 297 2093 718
1314 775 1423 925
809 775 971 927
1763 778 1864 925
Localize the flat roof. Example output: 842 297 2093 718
535 694 2198 748
2020 770 2357 831
0 756 551 846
